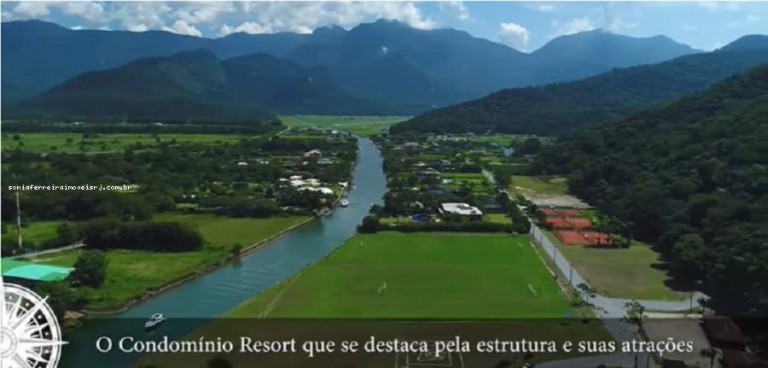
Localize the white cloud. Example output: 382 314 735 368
162 20 202 37
3 1 439 36
219 2 436 36
497 22 530 51
12 2 50 17
440 1 471 21
726 14 763 29
698 2 741 12
219 22 272 37
602 3 638 33
527 4 557 12
127 23 148 33
552 17 596 37
291 25 313 34
174 2 235 25
59 2 106 22
111 2 174 32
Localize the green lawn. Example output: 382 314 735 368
485 213 511 224
141 232 610 368
510 175 568 195
281 115 410 137
551 234 686 300
15 220 67 247
227 232 573 318
32 214 310 310
153 213 309 250
34 249 223 310
2 133 246 153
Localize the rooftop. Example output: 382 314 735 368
1 258 73 282
440 202 483 216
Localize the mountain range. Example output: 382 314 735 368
393 35 768 135
3 19 699 116
9 49 388 121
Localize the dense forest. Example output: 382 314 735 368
392 39 768 136
530 65 768 316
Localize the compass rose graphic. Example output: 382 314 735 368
1 280 66 368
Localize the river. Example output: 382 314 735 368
60 136 387 367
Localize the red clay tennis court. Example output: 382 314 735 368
545 217 573 229
581 231 611 245
567 217 592 229
557 209 582 217
555 230 611 245
539 208 559 216
555 231 588 244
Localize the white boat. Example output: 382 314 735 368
145 313 166 332
340 199 349 207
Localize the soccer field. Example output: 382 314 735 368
228 232 573 319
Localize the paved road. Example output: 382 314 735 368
7 241 85 259
529 224 708 317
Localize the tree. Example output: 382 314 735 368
35 281 86 320
56 223 81 245
516 137 542 155
230 244 243 257
622 300 645 327
573 283 597 308
357 215 380 233
71 250 108 287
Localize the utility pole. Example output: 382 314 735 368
16 191 23 253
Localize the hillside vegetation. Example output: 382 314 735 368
393 37 768 135
531 65 768 316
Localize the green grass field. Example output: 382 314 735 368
484 213 511 224
141 232 610 368
227 232 573 319
281 115 410 136
12 220 67 247
1 133 246 153
510 175 568 195
32 214 309 309
548 232 686 301
153 213 309 250
34 249 222 310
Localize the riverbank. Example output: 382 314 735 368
59 136 387 368
76 215 318 317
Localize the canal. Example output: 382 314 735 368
61 136 387 367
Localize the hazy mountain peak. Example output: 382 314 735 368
312 24 347 37
718 34 768 52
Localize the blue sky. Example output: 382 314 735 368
2 1 767 52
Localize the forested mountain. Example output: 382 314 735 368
392 36 768 135
531 65 768 316
222 54 383 114
529 29 699 84
2 19 698 113
1 20 308 103
10 50 255 122
286 19 529 104
8 49 385 120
